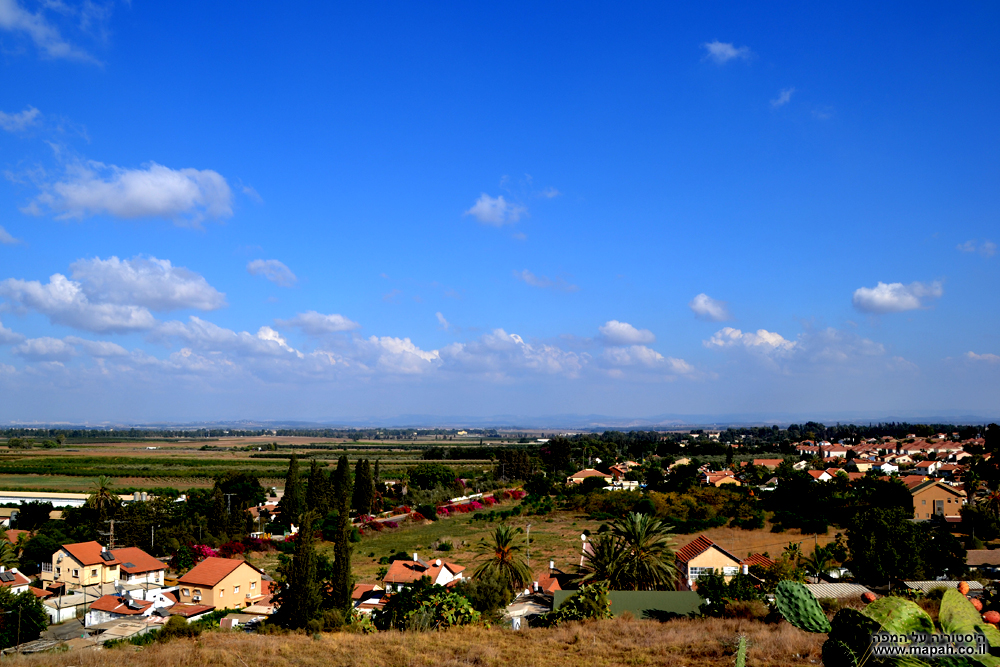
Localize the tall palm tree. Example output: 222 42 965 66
473 524 534 597
0 540 17 569
577 532 625 588
611 512 678 591
87 475 120 522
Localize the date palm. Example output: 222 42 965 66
577 532 626 588
611 512 678 591
473 524 533 597
87 475 120 522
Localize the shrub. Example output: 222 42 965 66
416 504 438 521
538 581 613 627
157 615 201 642
435 541 453 552
349 527 362 542
723 599 770 621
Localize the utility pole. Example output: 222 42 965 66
526 524 531 567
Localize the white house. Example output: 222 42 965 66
0 567 30 594
382 554 465 593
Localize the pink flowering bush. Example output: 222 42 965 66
192 544 218 559
469 501 484 511
383 520 399 529
510 490 526 500
482 497 495 508
410 511 426 522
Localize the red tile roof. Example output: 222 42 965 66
89 595 153 615
383 557 465 585
168 603 216 618
352 584 381 601
0 569 29 589
5 529 28 544
62 541 118 566
178 557 259 587
29 586 52 599
111 547 166 575
740 553 774 569
675 535 744 564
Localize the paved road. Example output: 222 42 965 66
42 618 85 641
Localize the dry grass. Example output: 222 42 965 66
13 618 822 667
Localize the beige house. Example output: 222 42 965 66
565 469 613 485
177 557 265 609
910 480 966 520
41 541 119 589
675 535 743 590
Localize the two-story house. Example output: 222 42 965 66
910 480 966 520
41 541 119 590
177 557 265 609
111 547 166 587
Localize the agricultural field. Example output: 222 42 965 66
0 436 500 492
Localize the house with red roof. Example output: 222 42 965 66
84 594 154 627
111 547 167 587
565 469 613 485
382 553 465 592
41 541 120 590
675 535 743 590
0 566 30 594
178 557 265 609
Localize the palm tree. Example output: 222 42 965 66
802 545 833 582
577 532 625 588
473 524 533 597
611 512 678 590
87 475 120 522
0 540 17 569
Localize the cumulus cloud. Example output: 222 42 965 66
358 336 440 374
689 293 730 321
439 329 584 377
599 320 655 345
0 273 156 333
0 0 91 60
64 336 128 357
540 187 561 198
0 225 21 245
275 311 359 335
771 87 795 108
0 319 25 344
602 345 694 374
464 194 526 226
957 240 997 258
967 351 1000 364
69 256 225 311
513 269 579 293
247 259 298 287
705 327 797 353
154 317 303 358
703 40 752 64
13 336 76 362
28 161 232 225
852 281 943 314
0 106 40 132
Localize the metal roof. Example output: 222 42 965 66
802 583 874 599
904 580 984 593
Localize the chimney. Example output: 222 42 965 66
413 553 418 562
533 581 539 592
741 564 749 575
549 560 554 572
436 559 441 567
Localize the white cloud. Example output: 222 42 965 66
513 269 579 292
852 281 943 314
705 327 797 353
0 0 91 61
0 273 156 333
436 312 450 330
0 225 21 245
0 106 40 132
957 240 996 258
599 320 655 345
276 311 359 335
64 336 128 357
29 161 232 225
0 319 25 344
439 329 584 377
967 351 1000 364
540 187 560 198
154 317 303 358
13 336 76 361
69 256 225 311
247 259 297 287
464 194 526 226
771 87 795 108
689 293 730 321
358 336 440 374
602 345 694 375
703 40 752 64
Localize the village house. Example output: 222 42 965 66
84 594 155 627
41 541 120 590
111 547 167 587
382 553 465 592
702 470 741 487
177 557 265 609
0 566 30 594
751 459 784 471
674 535 741 590
565 469 613 485
910 480 966 520
912 460 941 475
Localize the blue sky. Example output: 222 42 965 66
0 1 997 424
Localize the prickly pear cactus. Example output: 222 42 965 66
774 580 832 633
734 635 747 667
862 596 935 635
821 638 858 667
939 589 1000 667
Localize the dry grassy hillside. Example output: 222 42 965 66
17 618 821 667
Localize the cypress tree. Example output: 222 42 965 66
278 454 304 527
306 460 330 516
352 459 374 516
373 459 380 484
332 455 353 610
279 510 321 628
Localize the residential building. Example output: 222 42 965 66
0 566 30 594
910 481 966 520
111 547 166 587
565 469 613 485
751 459 784 471
675 535 743 590
84 595 154 627
41 541 120 589
382 553 465 592
177 557 264 609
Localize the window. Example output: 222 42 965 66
234 586 240 594
250 581 256 590
72 569 79 578
91 569 97 577
722 566 739 577
219 589 224 597
922 500 926 505
182 588 190 597
194 589 201 596
688 567 715 579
